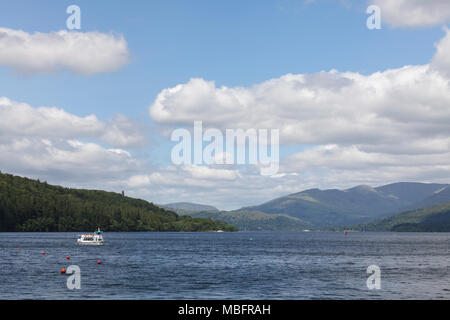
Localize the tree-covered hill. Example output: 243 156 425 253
162 202 219 213
175 210 313 231
0 172 237 232
352 201 450 232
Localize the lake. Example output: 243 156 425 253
1 231 450 299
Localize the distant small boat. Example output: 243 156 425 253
216 230 224 233
303 229 310 232
77 227 104 245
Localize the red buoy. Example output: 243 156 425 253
42 251 46 255
60 268 66 274
66 256 70 260
97 260 102 264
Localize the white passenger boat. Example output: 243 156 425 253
77 227 104 245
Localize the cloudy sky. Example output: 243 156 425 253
1 0 450 210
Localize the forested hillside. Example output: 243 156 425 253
0 172 236 232
176 210 313 231
353 202 450 232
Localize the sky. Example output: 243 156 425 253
1 0 450 210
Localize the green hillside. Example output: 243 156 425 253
353 202 450 232
239 183 450 227
162 202 219 214
176 210 313 231
0 172 237 232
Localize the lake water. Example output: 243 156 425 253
1 231 450 299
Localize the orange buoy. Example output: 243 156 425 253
60 268 66 274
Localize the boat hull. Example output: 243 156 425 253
77 240 104 245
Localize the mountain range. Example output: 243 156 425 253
162 202 311 231
237 182 450 227
165 182 450 230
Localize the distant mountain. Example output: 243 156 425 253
238 182 450 227
176 210 313 231
160 202 311 231
162 202 219 214
354 202 450 232
402 186 450 211
374 182 447 205
0 172 237 232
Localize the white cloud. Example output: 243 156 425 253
431 27 450 77
285 144 450 172
149 65 450 150
101 114 148 148
282 144 450 189
126 174 152 188
371 0 450 28
0 28 129 74
127 165 240 189
183 165 240 180
0 97 102 138
0 97 147 148
0 137 140 185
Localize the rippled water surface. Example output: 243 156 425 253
1 231 450 299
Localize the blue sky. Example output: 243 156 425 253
0 0 443 119
1 1 450 209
